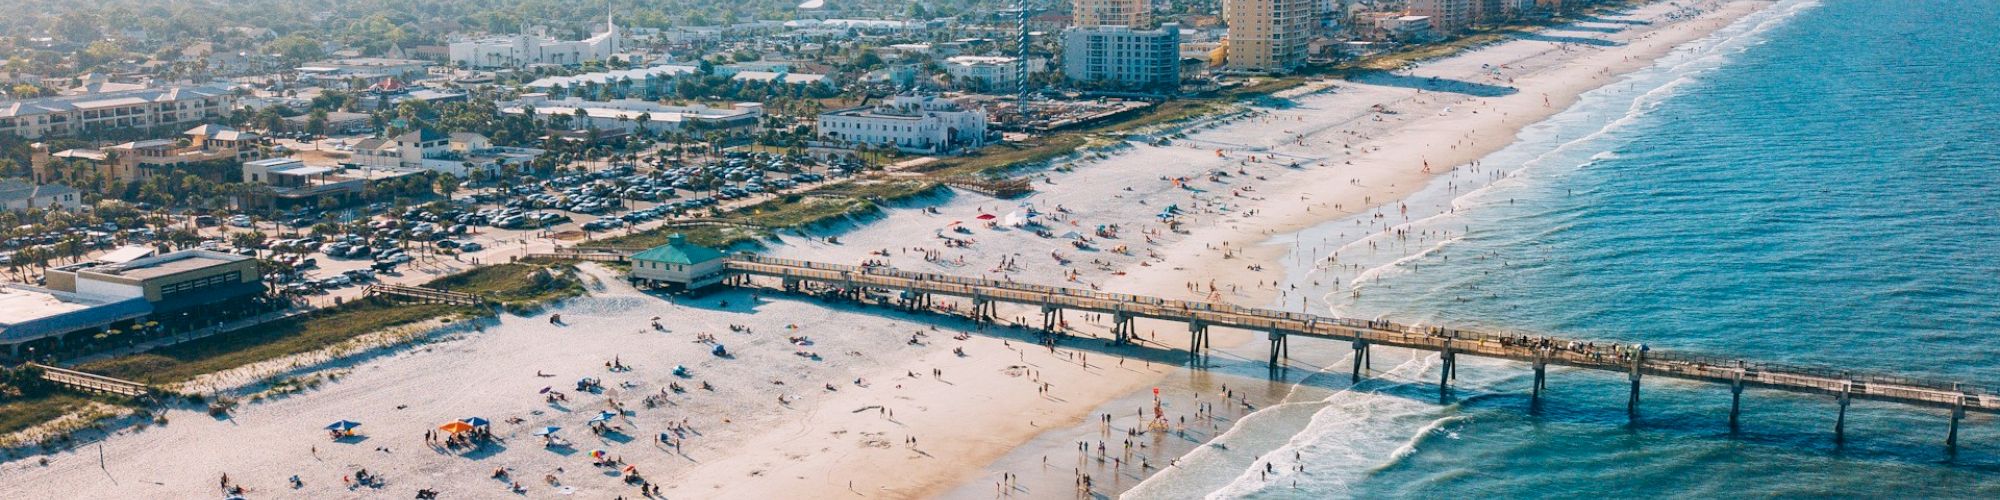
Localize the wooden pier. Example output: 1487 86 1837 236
29 363 148 397
363 284 486 307
721 255 1996 446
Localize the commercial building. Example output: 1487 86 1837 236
242 158 368 205
352 130 543 176
501 96 763 135
1072 0 1151 27
297 58 435 84
526 65 700 99
817 95 990 154
450 15 622 68
0 85 233 139
628 233 728 292
0 284 154 357
1375 15 1436 41
1225 0 1315 73
45 250 265 315
1062 23 1182 90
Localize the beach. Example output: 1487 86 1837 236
0 1 1773 498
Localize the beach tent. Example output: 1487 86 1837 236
325 420 362 432
438 421 475 434
461 417 491 428
1003 212 1024 227
533 426 562 436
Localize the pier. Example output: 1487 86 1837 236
719 254 1995 447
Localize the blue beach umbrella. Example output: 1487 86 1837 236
461 417 491 428
533 426 561 436
325 420 362 431
589 411 615 423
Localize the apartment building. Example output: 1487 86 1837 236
0 86 233 139
1225 0 1315 73
1062 23 1183 90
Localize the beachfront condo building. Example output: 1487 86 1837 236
449 15 621 68
1073 0 1151 27
1225 0 1315 73
0 85 233 139
1062 23 1183 90
1410 0 1474 34
816 95 990 155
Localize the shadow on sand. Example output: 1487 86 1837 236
1347 71 1521 98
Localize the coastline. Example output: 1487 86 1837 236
0 2 1776 498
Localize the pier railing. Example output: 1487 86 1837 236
721 254 1999 432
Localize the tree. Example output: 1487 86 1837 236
267 34 325 62
305 109 329 138
434 172 461 200
229 230 266 254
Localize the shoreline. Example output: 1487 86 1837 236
938 1 1775 497
0 2 1774 497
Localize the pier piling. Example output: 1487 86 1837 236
1351 339 1369 382
1730 371 1746 431
715 255 2000 445
1836 384 1852 443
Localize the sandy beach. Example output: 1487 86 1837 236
0 2 1771 498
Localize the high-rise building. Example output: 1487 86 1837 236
1072 0 1151 27
1062 23 1182 90
1409 0 1472 34
1225 0 1314 73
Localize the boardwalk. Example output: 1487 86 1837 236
29 363 148 397
721 255 1995 446
363 284 485 307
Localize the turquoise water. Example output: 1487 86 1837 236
1139 0 2000 497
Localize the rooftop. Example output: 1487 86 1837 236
87 250 249 281
631 234 726 265
0 284 153 344
1 86 231 118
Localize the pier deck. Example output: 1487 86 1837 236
721 255 1993 444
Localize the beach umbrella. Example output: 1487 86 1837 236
532 426 561 436
461 417 491 428
589 411 616 423
539 386 552 394
590 449 607 459
324 420 362 432
1060 231 1082 240
975 214 997 220
438 421 475 434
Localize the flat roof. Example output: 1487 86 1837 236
90 250 249 281
0 286 96 324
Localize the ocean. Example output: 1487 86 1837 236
1130 0 2000 497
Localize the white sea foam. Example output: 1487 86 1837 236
1161 2 1829 498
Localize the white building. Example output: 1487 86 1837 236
450 15 622 68
1062 23 1182 90
501 96 764 135
817 95 989 154
944 56 1028 92
0 86 233 139
351 130 542 176
0 179 81 211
